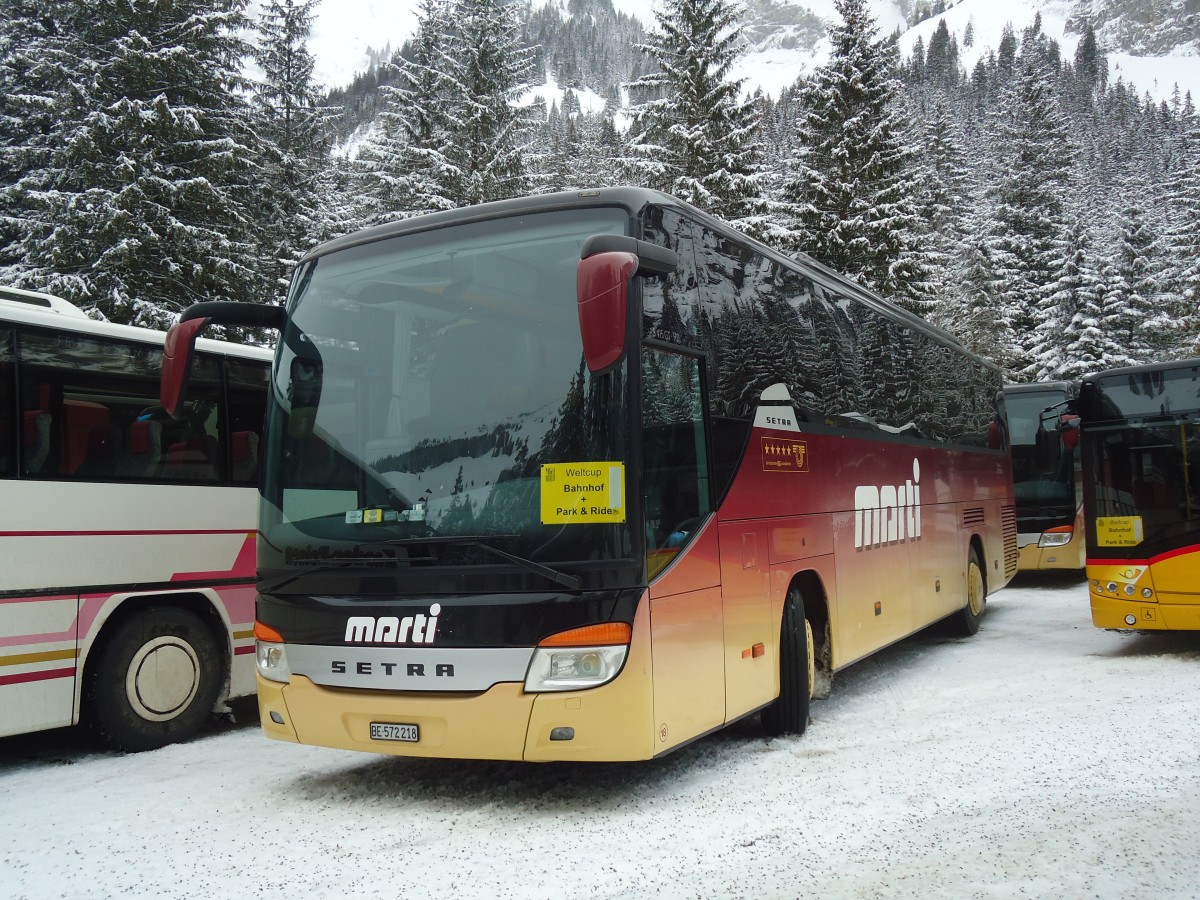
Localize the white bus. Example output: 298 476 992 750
0 286 271 751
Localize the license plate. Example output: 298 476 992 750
370 722 419 743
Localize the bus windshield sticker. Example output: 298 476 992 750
1096 516 1144 547
762 438 809 473
540 462 626 524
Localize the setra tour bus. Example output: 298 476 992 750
161 188 1017 762
1 286 271 750
1076 357 1200 631
1004 381 1084 571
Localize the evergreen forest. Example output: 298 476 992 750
1 0 1197 382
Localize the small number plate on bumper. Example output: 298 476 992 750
370 722 419 743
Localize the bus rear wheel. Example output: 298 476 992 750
954 548 987 637
86 607 222 752
762 590 813 736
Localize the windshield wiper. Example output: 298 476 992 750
359 535 583 591
258 556 402 594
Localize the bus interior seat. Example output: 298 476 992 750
232 430 259 481
78 424 116 477
61 399 110 474
117 419 162 478
22 409 51 474
164 433 217 480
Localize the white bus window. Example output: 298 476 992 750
17 330 222 482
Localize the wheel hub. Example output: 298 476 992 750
125 637 201 721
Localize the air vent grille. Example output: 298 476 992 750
963 507 986 527
1002 505 1019 578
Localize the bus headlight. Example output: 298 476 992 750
256 641 292 683
253 621 291 683
524 622 631 692
1039 528 1073 548
525 646 627 692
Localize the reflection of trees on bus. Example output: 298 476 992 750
642 204 998 452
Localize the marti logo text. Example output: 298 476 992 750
854 459 922 550
345 604 441 644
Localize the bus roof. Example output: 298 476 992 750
1079 357 1200 421
0 286 272 361
0 285 89 318
1081 357 1200 385
1004 381 1078 398
302 187 995 374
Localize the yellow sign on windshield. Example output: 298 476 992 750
540 462 626 524
1096 516 1144 547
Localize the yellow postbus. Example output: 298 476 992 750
1078 358 1200 630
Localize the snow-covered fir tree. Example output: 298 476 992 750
1 0 1198 370
982 27 1076 375
252 0 335 303
780 0 933 315
625 0 770 235
0 2 72 271
2 0 260 327
1030 217 1109 379
442 0 538 206
351 0 461 225
1161 92 1200 356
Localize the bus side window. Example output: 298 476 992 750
226 358 269 485
0 327 14 478
643 348 711 571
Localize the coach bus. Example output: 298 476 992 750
1005 382 1084 571
161 187 1017 761
1077 357 1200 631
1 286 271 750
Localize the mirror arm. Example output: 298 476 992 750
580 234 678 278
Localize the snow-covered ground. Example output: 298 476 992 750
4 574 1200 899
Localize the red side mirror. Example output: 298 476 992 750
1059 414 1080 451
161 317 210 416
577 250 637 374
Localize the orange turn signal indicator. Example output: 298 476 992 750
1045 525 1074 535
254 621 284 643
539 622 632 647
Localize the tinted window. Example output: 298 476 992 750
227 357 270 484
1088 364 1200 420
0 328 14 478
17 328 224 482
641 208 1002 455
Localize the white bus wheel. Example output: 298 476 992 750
86 607 222 752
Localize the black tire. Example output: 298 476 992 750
86 607 223 752
953 547 987 637
762 590 812 736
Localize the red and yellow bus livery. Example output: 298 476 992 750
164 188 1017 761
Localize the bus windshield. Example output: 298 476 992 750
1082 364 1200 559
261 207 634 584
1007 386 1075 516
1085 418 1200 556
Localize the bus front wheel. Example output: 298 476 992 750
762 590 813 736
86 607 222 752
954 548 987 636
